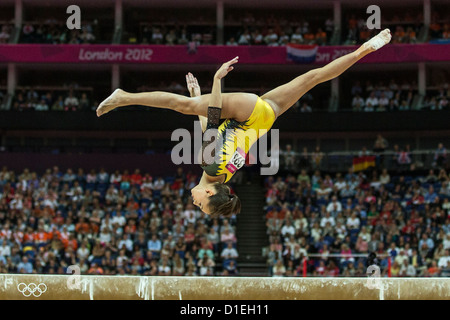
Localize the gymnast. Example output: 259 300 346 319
96 29 392 218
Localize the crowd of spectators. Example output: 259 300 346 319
3 7 450 46
137 25 214 45
0 166 239 276
349 79 450 112
134 10 433 47
342 11 422 45
350 79 418 112
430 23 449 41
264 165 450 277
279 137 449 176
11 87 96 112
422 83 450 111
21 20 97 44
225 17 333 46
429 11 450 42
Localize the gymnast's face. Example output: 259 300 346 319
191 184 215 215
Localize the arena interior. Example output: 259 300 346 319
0 0 449 300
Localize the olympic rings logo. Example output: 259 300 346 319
17 283 47 297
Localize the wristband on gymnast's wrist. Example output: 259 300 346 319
206 106 221 130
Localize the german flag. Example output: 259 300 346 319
353 155 376 172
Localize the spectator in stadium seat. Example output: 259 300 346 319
220 228 237 246
333 173 346 192
441 232 450 250
158 258 171 276
251 29 263 45
118 233 133 252
164 29 178 45
419 233 434 252
314 260 326 276
427 260 441 277
401 259 417 277
437 249 450 269
111 209 126 227
34 99 49 111
433 143 447 168
390 260 401 277
281 220 296 241
151 27 164 44
237 29 252 45
97 168 109 184
396 145 412 168
0 25 11 43
221 242 239 262
197 254 215 276
424 185 439 204
79 93 90 111
320 212 336 232
282 144 296 172
379 169 390 185
220 218 235 235
264 28 278 46
80 27 95 44
311 146 324 170
17 256 33 273
290 27 304 44
147 234 162 258
226 37 238 46
326 196 342 215
310 222 322 243
171 253 185 276
272 259 286 277
88 262 104 275
315 28 327 45
346 212 360 231
438 96 448 109
373 134 388 155
327 260 339 277
64 91 79 111
365 91 379 108
395 249 409 266
440 259 450 277
0 241 11 259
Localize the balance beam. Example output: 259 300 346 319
0 274 448 300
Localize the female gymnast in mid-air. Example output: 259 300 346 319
96 29 391 218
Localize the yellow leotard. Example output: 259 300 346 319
201 97 276 183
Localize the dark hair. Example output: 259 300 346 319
209 183 241 218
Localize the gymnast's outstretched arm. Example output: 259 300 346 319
186 72 207 132
202 56 240 128
210 56 239 108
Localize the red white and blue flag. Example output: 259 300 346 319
286 44 318 63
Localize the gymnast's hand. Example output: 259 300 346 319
186 72 201 97
214 56 239 80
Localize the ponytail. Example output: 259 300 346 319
209 183 241 218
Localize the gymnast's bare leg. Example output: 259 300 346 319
96 29 391 121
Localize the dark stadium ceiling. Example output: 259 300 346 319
3 0 430 8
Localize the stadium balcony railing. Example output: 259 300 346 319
271 149 449 173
